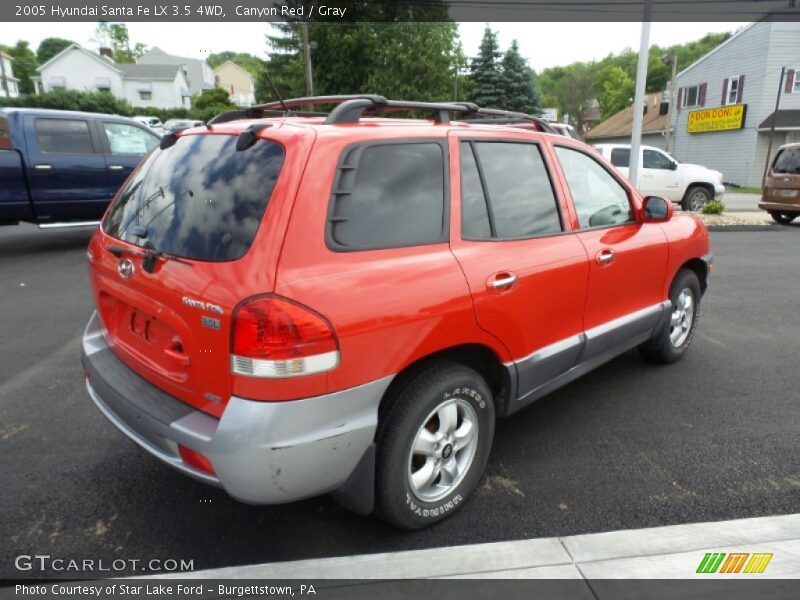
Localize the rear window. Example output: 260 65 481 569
326 141 447 251
0 116 10 150
103 134 285 262
609 148 630 167
773 147 800 174
35 118 94 154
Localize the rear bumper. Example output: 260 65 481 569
81 311 391 505
758 199 800 213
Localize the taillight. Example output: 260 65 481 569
230 295 339 378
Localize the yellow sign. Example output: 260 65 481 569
687 104 747 133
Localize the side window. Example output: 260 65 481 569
327 142 446 250
461 141 561 240
459 143 491 238
555 146 634 229
0 117 10 151
34 118 94 154
103 122 159 155
643 149 673 170
609 148 630 167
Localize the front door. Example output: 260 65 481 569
642 148 682 201
449 133 590 400
552 144 669 361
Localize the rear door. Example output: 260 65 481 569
449 132 590 400
97 119 160 197
92 132 287 416
23 114 109 221
552 143 669 361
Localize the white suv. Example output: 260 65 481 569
594 144 725 211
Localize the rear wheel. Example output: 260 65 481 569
681 186 711 211
769 211 798 224
639 269 701 364
375 362 495 529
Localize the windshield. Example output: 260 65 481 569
773 147 800 174
103 134 285 262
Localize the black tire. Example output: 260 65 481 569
375 362 495 530
769 211 798 224
681 186 711 211
639 269 701 364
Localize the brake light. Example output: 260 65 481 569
230 295 339 378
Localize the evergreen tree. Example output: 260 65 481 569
468 26 504 108
36 37 75 65
500 40 539 115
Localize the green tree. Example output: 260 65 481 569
94 22 146 63
500 40 539 114
468 26 504 108
36 37 75 65
594 66 635 120
1 41 37 94
191 87 235 122
264 1 459 104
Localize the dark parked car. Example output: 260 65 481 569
759 142 800 224
0 108 159 227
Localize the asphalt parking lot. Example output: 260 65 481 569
2 221 799 579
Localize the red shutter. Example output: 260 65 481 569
786 69 795 93
699 83 707 106
677 87 683 108
737 75 745 103
721 78 729 104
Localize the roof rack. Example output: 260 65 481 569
208 95 556 132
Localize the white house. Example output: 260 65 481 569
33 44 191 109
213 60 257 107
0 51 20 98
671 21 800 187
137 47 215 96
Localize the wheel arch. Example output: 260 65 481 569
676 258 709 295
683 182 715 202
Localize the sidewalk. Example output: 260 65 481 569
161 513 800 579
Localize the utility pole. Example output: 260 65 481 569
301 21 313 97
663 54 678 154
629 0 653 189
763 66 786 187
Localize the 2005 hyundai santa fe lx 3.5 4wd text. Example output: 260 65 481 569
82 95 712 529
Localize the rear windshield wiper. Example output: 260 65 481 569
108 243 193 272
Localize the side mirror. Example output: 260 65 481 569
642 196 673 222
670 160 679 171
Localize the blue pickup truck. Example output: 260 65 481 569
0 108 160 227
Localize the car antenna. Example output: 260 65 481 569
265 69 293 116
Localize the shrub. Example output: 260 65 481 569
702 200 725 215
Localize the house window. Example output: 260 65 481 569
725 76 739 105
794 70 800 93
95 77 112 92
139 91 152 101
684 86 699 107
48 76 66 90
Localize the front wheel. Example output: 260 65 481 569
681 186 711 211
769 211 798 224
640 269 701 364
375 363 495 529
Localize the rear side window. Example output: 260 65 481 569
103 134 285 262
103 122 159 155
327 142 447 251
460 141 562 240
35 118 94 154
773 147 800 174
609 148 630 167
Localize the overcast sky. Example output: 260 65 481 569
14 21 748 72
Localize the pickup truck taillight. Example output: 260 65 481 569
231 295 339 378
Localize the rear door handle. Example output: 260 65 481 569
34 164 53 170
108 165 125 171
596 249 616 266
487 272 518 291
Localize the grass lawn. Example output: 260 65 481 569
728 186 762 194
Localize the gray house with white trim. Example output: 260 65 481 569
672 21 800 187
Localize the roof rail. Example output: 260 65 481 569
208 95 556 130
462 115 557 133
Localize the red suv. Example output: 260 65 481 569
82 95 712 529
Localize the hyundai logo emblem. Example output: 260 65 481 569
118 258 135 280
